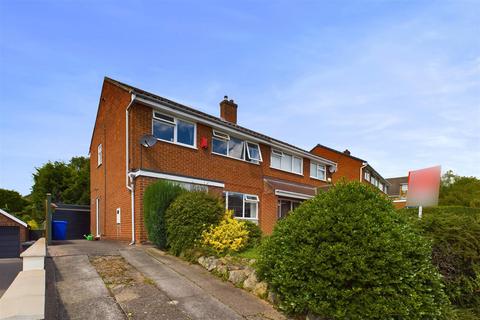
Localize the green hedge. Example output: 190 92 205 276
257 182 452 319
242 220 262 249
143 180 184 248
165 191 224 256
399 206 480 314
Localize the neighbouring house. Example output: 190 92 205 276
310 144 390 194
90 77 338 243
0 209 28 258
386 176 408 209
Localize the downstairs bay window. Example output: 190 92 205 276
223 191 259 220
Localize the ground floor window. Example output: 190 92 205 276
223 191 259 220
277 198 302 219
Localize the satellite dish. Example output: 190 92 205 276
329 165 337 173
139 134 157 148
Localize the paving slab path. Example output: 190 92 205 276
121 248 286 320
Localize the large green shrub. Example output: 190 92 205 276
257 182 452 319
400 206 480 314
143 180 184 248
165 191 224 256
242 220 262 249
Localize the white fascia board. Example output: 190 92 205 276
132 170 225 188
275 190 314 200
0 208 28 228
134 96 337 167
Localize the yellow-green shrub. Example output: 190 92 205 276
201 211 249 255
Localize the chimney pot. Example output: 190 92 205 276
219 96 238 124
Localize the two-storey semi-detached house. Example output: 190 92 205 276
90 78 337 243
310 144 390 193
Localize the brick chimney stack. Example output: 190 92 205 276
220 95 238 124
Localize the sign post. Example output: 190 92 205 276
406 166 441 219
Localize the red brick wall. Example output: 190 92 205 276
0 214 28 253
90 80 333 242
90 80 132 241
310 146 363 184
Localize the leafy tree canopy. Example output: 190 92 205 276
31 156 90 214
439 170 480 207
0 188 28 213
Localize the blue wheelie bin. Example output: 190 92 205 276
52 220 68 240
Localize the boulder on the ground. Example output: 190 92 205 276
228 269 249 285
253 281 268 297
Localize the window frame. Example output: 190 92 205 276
310 162 327 181
224 191 259 221
270 149 303 175
211 130 262 164
152 111 197 148
97 144 102 167
364 171 370 181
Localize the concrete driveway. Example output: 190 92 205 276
0 258 22 298
47 240 285 320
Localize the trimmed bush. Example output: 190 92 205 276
242 220 262 249
399 206 480 314
165 191 224 256
201 211 249 255
143 180 184 248
257 182 452 319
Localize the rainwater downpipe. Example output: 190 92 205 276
126 93 137 245
360 162 368 182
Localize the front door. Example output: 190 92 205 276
277 198 302 219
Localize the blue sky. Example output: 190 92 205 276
1 0 479 195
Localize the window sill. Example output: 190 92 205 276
156 138 198 150
234 217 259 224
310 175 327 182
269 166 304 177
212 152 261 165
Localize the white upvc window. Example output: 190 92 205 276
270 149 303 175
364 171 370 181
371 176 378 186
97 144 102 167
223 191 259 220
310 162 326 180
152 111 196 147
378 182 384 192
212 130 262 163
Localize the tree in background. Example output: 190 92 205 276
440 170 480 207
0 188 29 213
31 156 90 221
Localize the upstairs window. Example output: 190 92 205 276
310 162 326 180
223 192 259 220
364 171 370 181
271 149 302 175
97 144 102 167
212 130 262 163
378 182 384 192
153 112 196 147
